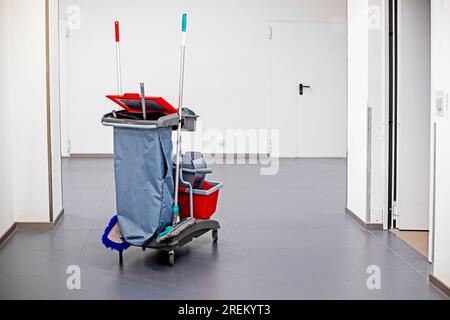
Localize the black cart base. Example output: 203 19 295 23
118 219 220 266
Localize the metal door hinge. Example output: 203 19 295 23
269 26 272 40
67 139 72 155
392 201 399 220
268 136 272 155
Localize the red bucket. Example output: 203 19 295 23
178 181 223 220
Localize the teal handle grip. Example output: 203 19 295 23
182 14 187 32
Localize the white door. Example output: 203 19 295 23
396 0 431 230
270 21 347 158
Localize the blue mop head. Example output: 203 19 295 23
101 215 130 252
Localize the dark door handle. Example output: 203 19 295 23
299 83 311 95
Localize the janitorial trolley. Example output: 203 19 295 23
101 14 223 266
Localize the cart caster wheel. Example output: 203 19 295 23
212 229 218 243
168 251 175 266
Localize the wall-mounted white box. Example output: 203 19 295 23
435 90 448 118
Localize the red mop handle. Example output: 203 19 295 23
115 21 120 42
114 21 122 95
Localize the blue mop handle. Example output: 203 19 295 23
173 13 188 226
182 13 187 32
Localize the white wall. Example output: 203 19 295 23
8 0 51 222
347 0 387 224
49 0 64 217
347 0 369 221
368 0 387 225
0 0 63 230
59 0 347 155
396 0 431 231
430 0 450 289
0 0 15 235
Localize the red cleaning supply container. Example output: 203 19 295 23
106 93 178 114
178 181 223 220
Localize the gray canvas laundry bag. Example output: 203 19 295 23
113 126 174 246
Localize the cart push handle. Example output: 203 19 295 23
114 20 122 95
115 21 120 42
182 13 187 32
181 168 213 175
172 13 189 226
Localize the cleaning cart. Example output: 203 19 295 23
101 14 223 266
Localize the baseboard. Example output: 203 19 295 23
69 153 271 159
12 209 65 231
15 222 55 230
345 208 383 230
0 223 17 247
0 209 65 247
68 154 345 160
70 154 113 158
53 208 65 226
430 274 450 298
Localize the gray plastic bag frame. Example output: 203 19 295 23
113 127 174 246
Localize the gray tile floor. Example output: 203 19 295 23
0 158 447 300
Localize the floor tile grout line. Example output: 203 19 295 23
41 158 444 300
278 162 430 288
297 168 346 211
369 231 448 299
344 214 432 281
75 175 114 262
76 262 196 292
367 229 432 281
308 178 346 200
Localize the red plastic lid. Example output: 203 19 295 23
106 93 178 114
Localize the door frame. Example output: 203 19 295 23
386 0 433 258
387 0 398 229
